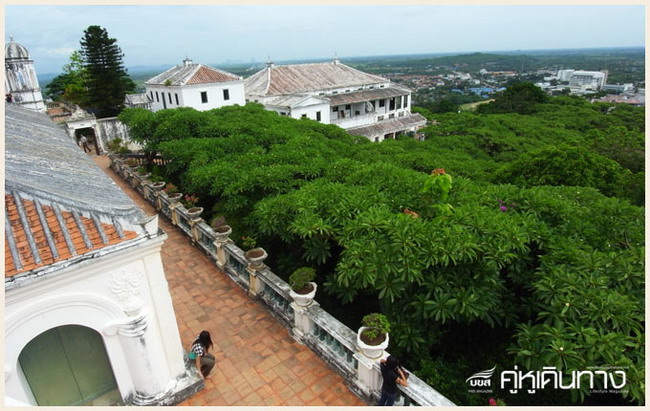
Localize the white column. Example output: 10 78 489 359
103 306 173 405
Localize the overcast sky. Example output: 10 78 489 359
5 5 645 74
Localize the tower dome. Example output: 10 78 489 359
5 36 30 60
5 36 45 112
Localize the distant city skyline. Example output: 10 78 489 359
5 5 646 74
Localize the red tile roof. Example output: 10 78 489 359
186 66 240 85
5 194 138 278
146 63 240 86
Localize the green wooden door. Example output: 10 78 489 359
19 325 118 406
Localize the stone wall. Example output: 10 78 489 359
96 117 143 152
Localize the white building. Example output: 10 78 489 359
556 69 575 82
5 36 46 112
568 70 608 90
144 58 245 112
5 104 201 406
244 59 426 142
602 83 634 93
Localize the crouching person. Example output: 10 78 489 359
189 330 216 378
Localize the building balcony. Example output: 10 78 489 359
330 112 377 129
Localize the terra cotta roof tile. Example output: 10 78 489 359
4 194 138 278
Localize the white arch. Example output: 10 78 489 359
5 293 134 405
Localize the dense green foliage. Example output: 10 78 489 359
44 51 87 104
478 82 548 114
80 25 135 117
119 95 644 405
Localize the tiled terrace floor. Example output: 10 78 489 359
93 155 365 406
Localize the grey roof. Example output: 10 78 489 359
328 86 411 106
5 36 30 60
347 113 427 138
244 61 389 96
125 93 152 105
5 104 145 223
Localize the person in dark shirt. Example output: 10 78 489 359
188 330 216 378
378 355 408 406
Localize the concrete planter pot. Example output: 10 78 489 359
245 247 268 269
167 192 182 204
186 206 203 219
357 327 389 359
151 181 165 191
213 225 232 241
290 282 317 307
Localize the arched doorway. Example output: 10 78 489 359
18 325 121 405
75 127 100 155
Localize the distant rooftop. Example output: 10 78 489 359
146 58 242 86
244 60 389 96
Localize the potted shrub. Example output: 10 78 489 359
135 166 150 179
125 157 139 168
182 193 203 218
242 236 267 269
288 267 317 307
357 313 390 359
163 183 182 204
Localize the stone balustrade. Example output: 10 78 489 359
109 154 455 407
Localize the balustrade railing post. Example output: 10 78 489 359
246 267 266 296
353 351 385 403
214 239 230 270
168 202 180 225
190 219 202 243
290 301 317 344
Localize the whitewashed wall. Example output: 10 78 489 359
146 81 245 112
5 227 189 405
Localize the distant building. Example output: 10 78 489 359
556 69 575 82
4 36 46 112
5 104 200 406
244 58 426 142
568 70 608 90
602 83 634 93
468 87 497 97
593 94 644 106
144 58 245 112
124 93 153 110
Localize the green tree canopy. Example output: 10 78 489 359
495 144 629 198
80 25 135 117
118 100 644 405
44 50 87 105
478 82 549 115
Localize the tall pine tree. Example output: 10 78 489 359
80 25 135 118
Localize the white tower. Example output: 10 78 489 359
5 36 46 112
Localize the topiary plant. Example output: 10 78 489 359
361 313 390 342
289 267 316 293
